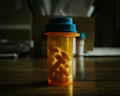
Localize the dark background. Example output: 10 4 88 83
0 0 120 47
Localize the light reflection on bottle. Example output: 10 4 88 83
73 57 76 80
79 56 85 80
76 56 85 80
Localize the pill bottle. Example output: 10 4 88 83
76 32 86 56
44 17 80 85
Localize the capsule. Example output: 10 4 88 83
55 71 65 82
60 65 70 76
64 62 71 68
61 50 71 62
65 75 72 82
48 47 61 56
49 72 56 81
50 61 61 72
55 54 66 64
48 56 57 69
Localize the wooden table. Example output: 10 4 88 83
0 56 120 96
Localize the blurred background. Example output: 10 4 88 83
0 0 120 57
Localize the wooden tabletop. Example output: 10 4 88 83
0 56 120 96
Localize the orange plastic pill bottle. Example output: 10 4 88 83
44 17 80 85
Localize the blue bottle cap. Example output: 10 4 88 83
45 16 77 32
80 32 86 39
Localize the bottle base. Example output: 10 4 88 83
48 80 72 86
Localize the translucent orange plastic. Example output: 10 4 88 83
45 32 79 85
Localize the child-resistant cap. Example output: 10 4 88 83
45 17 77 32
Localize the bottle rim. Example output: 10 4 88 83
44 32 80 37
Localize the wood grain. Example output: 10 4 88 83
0 56 120 96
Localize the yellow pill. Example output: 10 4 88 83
61 50 71 61
64 63 70 68
55 71 65 82
60 65 70 76
48 56 56 68
55 54 66 64
49 72 56 81
49 47 61 54
65 75 72 82
51 61 61 72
